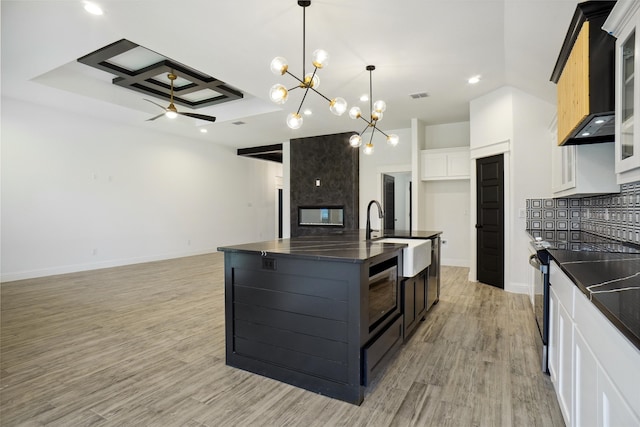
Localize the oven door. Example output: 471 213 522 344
529 253 549 373
368 265 398 332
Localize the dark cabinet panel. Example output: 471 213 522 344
402 270 428 340
427 237 441 309
415 271 426 315
403 276 416 333
224 250 403 405
362 314 403 386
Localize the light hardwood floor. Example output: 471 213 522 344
1 253 564 426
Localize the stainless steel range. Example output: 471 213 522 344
529 238 551 374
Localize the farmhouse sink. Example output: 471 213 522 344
376 238 432 277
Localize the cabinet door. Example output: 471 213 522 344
415 271 426 318
548 286 558 384
557 300 574 427
615 16 640 183
403 277 416 332
447 151 470 178
598 367 640 427
574 327 598 427
422 152 448 180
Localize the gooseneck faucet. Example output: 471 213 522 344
366 200 384 240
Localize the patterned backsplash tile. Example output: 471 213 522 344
526 181 640 245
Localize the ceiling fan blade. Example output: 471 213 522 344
179 112 217 123
146 113 166 121
144 99 168 110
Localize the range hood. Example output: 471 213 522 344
550 1 617 146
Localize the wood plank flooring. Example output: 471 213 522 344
1 253 564 426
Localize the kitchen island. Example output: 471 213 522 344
217 230 441 405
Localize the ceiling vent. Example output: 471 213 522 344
409 92 429 99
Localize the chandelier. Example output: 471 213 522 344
348 65 399 155
269 0 347 129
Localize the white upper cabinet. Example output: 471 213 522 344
420 147 470 181
604 0 640 184
550 118 619 197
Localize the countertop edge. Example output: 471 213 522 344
217 230 442 263
547 251 640 352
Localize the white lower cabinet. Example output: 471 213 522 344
597 367 640 427
548 285 558 384
549 261 640 427
557 301 574 425
574 328 598 427
549 264 575 426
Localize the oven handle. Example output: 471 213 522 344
529 253 541 269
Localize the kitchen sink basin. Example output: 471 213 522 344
376 238 432 277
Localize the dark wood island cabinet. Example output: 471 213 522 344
218 230 441 405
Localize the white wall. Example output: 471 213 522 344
469 86 555 294
425 121 470 149
422 121 471 266
510 88 554 292
1 97 282 281
424 180 471 267
359 127 412 231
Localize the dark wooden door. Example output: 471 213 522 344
383 174 395 230
476 154 504 289
278 188 283 238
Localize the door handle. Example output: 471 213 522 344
475 224 483 229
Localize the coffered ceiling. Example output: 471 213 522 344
1 0 579 150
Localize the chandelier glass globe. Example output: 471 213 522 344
286 112 303 129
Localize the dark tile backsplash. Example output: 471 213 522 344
526 181 640 245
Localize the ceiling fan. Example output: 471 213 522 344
145 73 217 123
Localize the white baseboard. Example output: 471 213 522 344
442 258 469 268
506 281 530 295
465 275 531 296
1 249 217 283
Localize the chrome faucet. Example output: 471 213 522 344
366 200 384 240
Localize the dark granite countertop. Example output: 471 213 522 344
547 249 640 351
217 229 442 263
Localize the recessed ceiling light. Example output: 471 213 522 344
84 2 104 15
581 132 591 136
360 94 369 102
468 75 481 84
200 129 208 133
303 109 312 116
595 119 605 124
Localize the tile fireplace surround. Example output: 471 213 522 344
526 181 640 246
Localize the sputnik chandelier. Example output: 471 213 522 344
269 0 347 129
348 65 399 155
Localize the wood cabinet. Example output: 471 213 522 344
401 269 427 340
549 261 640 427
420 147 470 181
604 0 640 184
556 21 591 145
221 248 404 405
551 2 616 146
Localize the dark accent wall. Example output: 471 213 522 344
290 132 359 237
